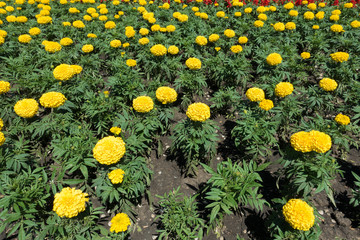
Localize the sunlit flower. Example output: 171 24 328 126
334 114 350 125
330 52 349 63
53 187 89 218
29 27 41 36
18 34 31 43
126 59 137 67
209 34 220 42
60 37 73 46
224 29 235 38
246 87 265 102
150 44 167 56
14 99 39 118
110 39 121 48
0 81 10 94
82 44 94 53
285 22 296 30
110 213 131 233
259 99 274 111
230 45 243 53
303 11 315 20
266 53 282 66
168 45 179 55
186 102 210 122
283 199 315 231
110 127 122 135
185 58 201 70
93 136 126 165
275 82 294 97
254 20 264 28
40 92 67 108
319 78 338 91
195 36 207 46
133 96 154 113
108 169 125 184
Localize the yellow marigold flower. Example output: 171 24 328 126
304 11 315 20
69 7 80 13
125 26 135 38
285 22 296 30
151 24 160 32
139 28 149 35
330 52 349 63
110 40 121 48
82 44 94 53
108 169 125 184
0 118 3 130
173 12 181 19
335 114 350 126
60 37 73 46
53 64 82 81
16 16 28 23
44 41 62 53
258 13 267 21
330 15 339 21
40 92 67 108
126 59 137 67
290 131 313 153
266 53 282 66
73 20 85 28
284 2 294 9
166 25 176 32
319 78 338 91
138 37 149 45
99 8 108 14
224 29 235 38
344 2 353 8
332 9 341 15
0 30 7 38
312 25 320 30
29 27 41 36
256 6 266 13
310 130 332 153
195 36 207 46
18 34 31 43
238 36 248 44
301 52 311 59
0 36 4 45
63 22 71 27
350 20 360 28
209 34 220 42
37 16 52 24
234 12 242 17
246 87 265 102
275 82 294 97
156 86 177 104
216 11 225 18
273 22 285 31
230 45 243 53
53 187 89 218
186 58 201 70
307 3 316 11
318 2 326 7
289 10 298 17
93 136 126 165
110 213 131 233
192 6 199 12
244 7 252 13
98 15 107 21
269 6 276 11
283 199 315 231
133 96 154 113
123 43 130 48
87 7 96 14
14 99 39 118
0 81 10 94
186 102 210 122
259 99 274 111
254 20 264 28
105 21 116 29
150 44 167 56
110 127 121 136
199 12 208 19
315 11 324 20
178 14 188 22
215 47 221 51
168 45 179 55
330 24 344 33
6 15 17 23
0 131 4 146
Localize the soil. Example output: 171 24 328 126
128 113 360 240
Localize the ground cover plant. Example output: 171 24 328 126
0 0 360 239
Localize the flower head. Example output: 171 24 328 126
350 20 360 28
29 27 41 36
330 52 349 63
18 34 31 43
0 132 5 146
330 24 344 33
110 39 121 48
126 59 137 67
53 187 89 218
53 64 82 81
273 22 285 31
185 58 201 70
224 29 235 38
209 34 220 42
40 92 67 108
310 130 332 153
110 213 131 233
246 87 265 102
275 82 294 97
133 96 154 113
301 52 311 59
285 22 296 30
334 114 350 125
110 127 122 135
266 53 282 66
238 36 248 44
93 136 126 165
230 45 243 54
108 169 125 184
290 131 313 153
72 20 85 28
0 81 10 94
156 87 177 104
283 199 315 231
60 37 73 46
82 44 94 53
186 103 210 122
319 78 338 91
14 99 39 118
303 11 315 20
150 44 167 56
259 99 274 111
195 36 207 46
44 41 62 53
168 45 179 55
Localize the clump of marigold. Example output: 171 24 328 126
125 26 135 38
39 92 67 108
168 45 179 55
273 22 285 31
330 52 349 63
110 213 131 233
0 132 5 146
334 113 350 126
105 21 116 29
230 45 243 54
185 58 201 70
0 81 10 94
246 87 265 102
310 130 332 153
259 99 274 111
195 36 207 46
14 99 39 118
156 86 177 104
319 78 338 91
133 96 154 113
283 199 315 231
126 59 137 67
266 53 282 66
350 20 360 28
275 82 294 97
72 20 85 28
209 34 220 42
82 44 94 53
110 39 121 48
238 36 248 44
303 11 315 20
53 64 82 81
331 24 344 33
224 29 235 38
43 41 62 53
93 136 126 165
60 37 73 46
301 52 311 59
29 27 41 36
285 22 296 30
108 169 125 184
53 187 89 218
186 102 211 122
290 131 313 153
150 44 167 56
18 34 31 43
110 126 121 135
